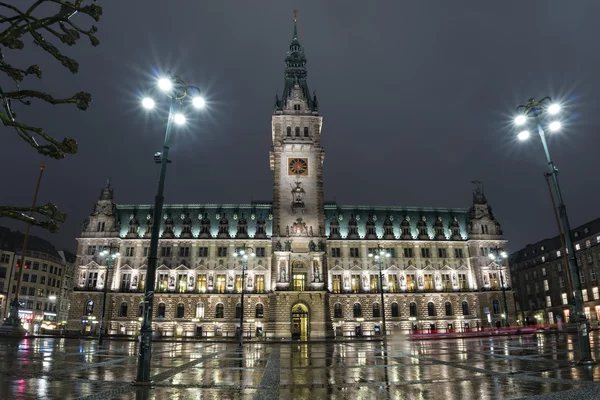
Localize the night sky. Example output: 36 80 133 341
3 1 600 253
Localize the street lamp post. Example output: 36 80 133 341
489 247 509 327
233 247 255 347
98 247 120 346
514 97 594 364
134 73 206 384
368 245 391 337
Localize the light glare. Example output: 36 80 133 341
549 121 561 132
192 96 206 109
517 130 530 141
158 77 172 92
173 113 186 125
548 103 560 115
142 97 155 109
514 115 527 125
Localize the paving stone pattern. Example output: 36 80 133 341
1 333 600 399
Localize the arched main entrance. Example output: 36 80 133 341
291 303 309 340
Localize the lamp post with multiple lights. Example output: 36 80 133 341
135 74 206 384
98 247 120 346
368 245 391 337
233 247 255 347
514 97 593 364
488 247 509 327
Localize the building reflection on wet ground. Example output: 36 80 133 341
0 332 599 399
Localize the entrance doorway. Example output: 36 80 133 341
291 303 309 340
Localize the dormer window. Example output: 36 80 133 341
304 127 309 137
293 104 301 111
286 127 291 137
295 127 300 137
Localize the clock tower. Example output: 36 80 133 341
270 14 325 242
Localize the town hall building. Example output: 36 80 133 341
67 18 514 340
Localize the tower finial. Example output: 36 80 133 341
293 9 298 38
293 9 298 23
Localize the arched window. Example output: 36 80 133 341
120 302 128 317
255 303 264 318
462 301 469 316
492 299 501 314
372 303 381 318
391 302 399 318
445 302 453 316
295 127 300 137
334 303 343 318
157 303 166 318
196 302 204 318
138 303 144 317
303 127 309 137
353 303 362 318
286 127 291 136
409 302 417 317
428 302 436 316
85 300 94 316
235 303 242 319
176 303 185 318
215 303 224 318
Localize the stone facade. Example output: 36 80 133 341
67 18 514 339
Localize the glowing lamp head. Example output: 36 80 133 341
501 251 508 258
548 103 560 115
488 253 495 260
192 96 206 109
517 130 530 141
368 253 373 258
514 115 527 125
173 113 186 125
142 97 155 109
157 77 172 92
549 121 561 132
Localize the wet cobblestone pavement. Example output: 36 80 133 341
1 332 600 399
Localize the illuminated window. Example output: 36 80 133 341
195 302 204 318
544 280 549 291
489 272 499 289
406 274 416 292
216 274 226 293
561 293 568 305
594 287 599 300
575 244 581 251
235 275 243 293
293 273 306 291
458 274 468 289
255 275 264 293
157 273 168 292
546 295 552 307
370 275 379 292
332 274 342 293
424 274 434 290
388 274 398 293
351 274 360 293
255 304 264 318
197 274 207 293
177 273 187 293
583 289 589 302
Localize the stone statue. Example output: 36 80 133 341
317 240 324 251
228 275 234 285
452 273 457 285
309 226 313 236
275 241 282 251
435 274 440 283
247 276 253 288
417 274 423 287
399 273 405 284
169 275 175 287
313 260 320 282
280 262 287 282
132 275 138 287
363 275 368 289
344 275 350 287
208 275 214 286
98 272 105 287
483 274 489 285
188 275 195 288
284 241 292 251
79 272 85 286
309 240 316 252
286 226 290 236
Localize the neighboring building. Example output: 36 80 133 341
67 18 514 339
510 217 600 327
58 250 77 325
0 226 71 332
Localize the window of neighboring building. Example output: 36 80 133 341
350 248 360 258
331 248 341 257
492 299 501 314
255 247 266 257
404 248 414 258
445 302 453 316
427 302 436 316
438 248 447 258
178 247 190 257
120 302 128 317
546 295 552 307
372 303 381 318
295 127 300 137
303 127 309 137
196 302 204 318
544 280 549 291
217 247 227 257
421 248 431 258
582 289 589 302
454 248 464 258
593 287 599 300
157 303 166 318
125 247 134 257
562 293 568 305
462 301 469 315
353 303 362 318
160 246 171 257
85 300 94 315
286 127 291 136
410 302 418 317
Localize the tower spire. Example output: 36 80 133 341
293 9 298 38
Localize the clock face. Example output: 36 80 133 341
288 158 308 175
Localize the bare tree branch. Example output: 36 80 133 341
0 1 102 231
